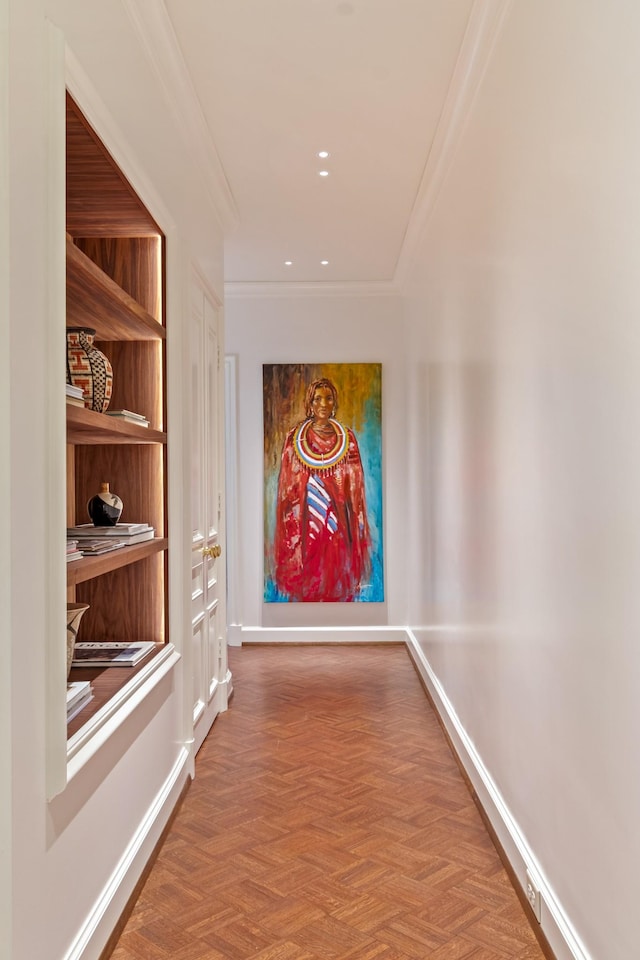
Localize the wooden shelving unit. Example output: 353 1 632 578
65 93 168 735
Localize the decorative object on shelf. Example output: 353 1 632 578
66 602 90 678
66 326 113 412
87 481 123 526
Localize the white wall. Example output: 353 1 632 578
225 292 409 634
405 2 640 958
7 2 225 957
0 0 11 948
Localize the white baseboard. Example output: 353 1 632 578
234 626 406 644
405 630 591 960
63 747 191 960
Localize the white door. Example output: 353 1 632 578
190 278 228 754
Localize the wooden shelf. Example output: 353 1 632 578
67 644 165 738
66 234 165 341
67 404 166 444
67 538 168 586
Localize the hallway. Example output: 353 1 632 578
109 644 547 960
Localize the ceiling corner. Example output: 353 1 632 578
122 0 239 233
394 0 514 291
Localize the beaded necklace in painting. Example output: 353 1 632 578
292 418 349 472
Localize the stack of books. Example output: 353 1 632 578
66 538 83 563
105 409 149 428
66 522 156 552
74 539 127 556
67 680 93 722
66 383 85 408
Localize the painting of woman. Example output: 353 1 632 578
263 364 383 603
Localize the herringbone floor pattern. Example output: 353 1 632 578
109 645 548 960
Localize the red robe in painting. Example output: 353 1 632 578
274 421 371 602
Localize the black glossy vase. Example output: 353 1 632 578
87 481 123 527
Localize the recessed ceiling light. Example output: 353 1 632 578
284 260 293 266
318 170 330 177
317 151 330 158
320 260 329 266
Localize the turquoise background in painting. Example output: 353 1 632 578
263 363 384 603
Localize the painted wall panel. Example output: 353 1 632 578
404 2 640 957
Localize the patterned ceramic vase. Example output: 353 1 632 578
87 481 123 526
66 602 89 678
66 327 113 413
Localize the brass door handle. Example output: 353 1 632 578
201 545 222 559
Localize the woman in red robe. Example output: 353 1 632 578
274 378 371 601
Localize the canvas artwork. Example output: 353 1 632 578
263 362 383 603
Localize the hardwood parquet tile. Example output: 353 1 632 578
106 645 549 960
368 914 449 956
250 942 321 960
291 914 376 958
329 892 406 933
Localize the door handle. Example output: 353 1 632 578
201 545 222 559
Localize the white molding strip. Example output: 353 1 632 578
122 0 238 232
224 280 400 300
0 0 11 944
238 626 406 644
405 630 592 960
44 20 70 801
63 747 190 960
394 0 513 289
224 355 242 635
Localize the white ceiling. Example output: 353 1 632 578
161 0 479 287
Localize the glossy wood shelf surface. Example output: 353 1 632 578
66 234 165 341
67 404 166 445
66 538 168 586
67 644 165 739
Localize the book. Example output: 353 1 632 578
106 414 149 427
105 409 148 421
66 383 84 398
66 680 93 721
114 529 155 545
67 522 153 537
80 532 156 551
66 680 91 709
77 539 127 555
67 693 93 722
66 396 86 408
71 641 156 668
66 550 84 562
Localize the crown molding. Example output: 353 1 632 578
224 279 400 300
394 0 513 290
121 0 238 233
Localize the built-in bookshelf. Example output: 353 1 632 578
65 92 168 734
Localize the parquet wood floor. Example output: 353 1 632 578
108 644 549 960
